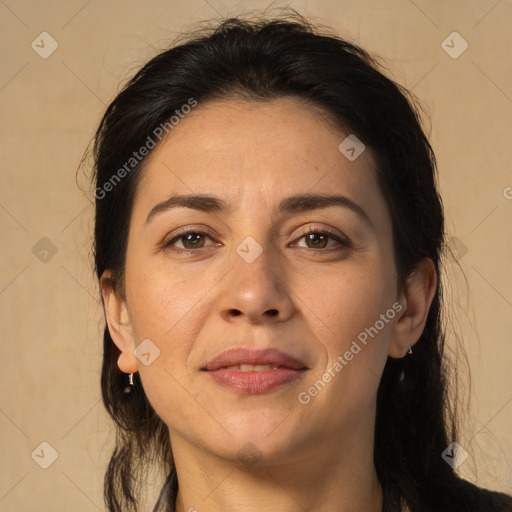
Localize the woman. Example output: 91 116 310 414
91 11 512 512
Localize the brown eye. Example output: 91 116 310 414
303 232 330 249
164 230 215 251
179 232 208 249
294 229 350 251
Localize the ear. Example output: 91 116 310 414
100 271 138 373
388 258 437 358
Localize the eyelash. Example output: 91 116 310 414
162 226 351 254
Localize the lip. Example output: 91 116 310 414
203 347 308 371
202 348 308 394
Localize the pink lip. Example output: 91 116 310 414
203 348 307 371
202 348 308 394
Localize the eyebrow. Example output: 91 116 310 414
145 193 372 228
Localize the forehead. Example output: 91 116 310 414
133 97 383 220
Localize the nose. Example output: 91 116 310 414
217 248 295 324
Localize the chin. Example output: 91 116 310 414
213 414 304 461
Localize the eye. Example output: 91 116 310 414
162 226 350 253
292 228 350 251
163 229 217 251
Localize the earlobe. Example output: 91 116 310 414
100 271 139 373
388 258 437 359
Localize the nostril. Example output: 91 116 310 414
266 309 278 317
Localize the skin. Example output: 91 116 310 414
102 97 436 512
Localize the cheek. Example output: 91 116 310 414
126 248 213 328
124 259 205 366
124 262 211 423
309 257 397 342
302 260 397 410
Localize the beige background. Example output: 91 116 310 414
1 0 511 510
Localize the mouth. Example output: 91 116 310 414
214 364 292 371
202 348 309 394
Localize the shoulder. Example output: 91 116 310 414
431 478 512 512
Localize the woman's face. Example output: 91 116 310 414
114 97 405 465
